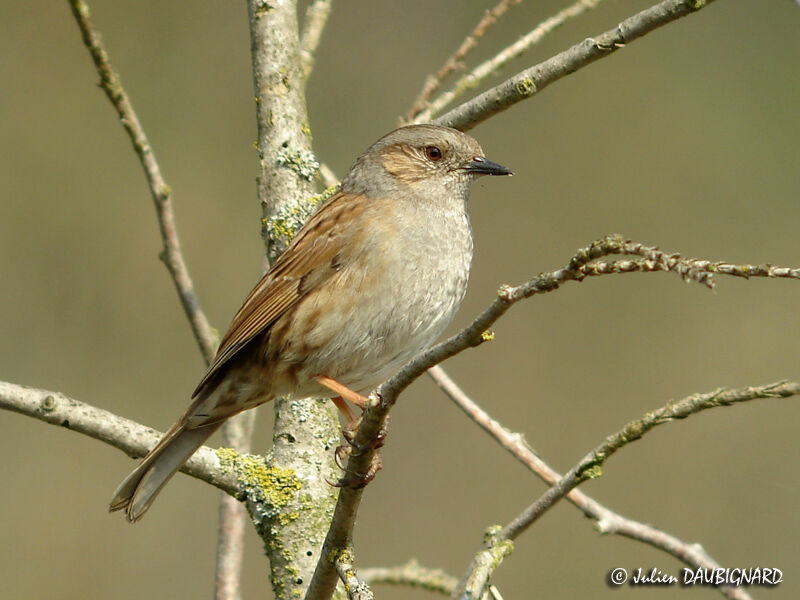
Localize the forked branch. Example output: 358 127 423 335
454 380 800 600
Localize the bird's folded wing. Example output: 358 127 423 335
192 190 367 398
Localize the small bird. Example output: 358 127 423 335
110 124 512 522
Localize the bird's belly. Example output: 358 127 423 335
276 212 472 398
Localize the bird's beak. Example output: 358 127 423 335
463 156 513 176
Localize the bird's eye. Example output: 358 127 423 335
424 146 443 161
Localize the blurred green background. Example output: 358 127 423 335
2 1 799 598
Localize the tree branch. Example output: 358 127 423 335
247 2 342 598
360 560 458 596
455 380 800 599
334 549 374 600
412 0 604 123
215 411 257 600
428 365 755 600
406 0 523 122
300 0 334 80
66 3 255 595
0 380 239 496
433 0 718 132
67 0 217 362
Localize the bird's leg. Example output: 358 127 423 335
314 374 386 487
314 375 369 410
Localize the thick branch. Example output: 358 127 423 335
67 0 216 362
433 0 717 131
455 381 800 599
247 2 341 598
0 380 238 496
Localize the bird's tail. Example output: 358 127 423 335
109 420 222 522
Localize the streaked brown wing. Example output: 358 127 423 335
192 190 367 397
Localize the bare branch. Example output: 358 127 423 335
67 0 216 362
0 380 239 496
413 0 603 123
67 4 254 593
360 560 457 596
215 411 257 600
406 0 523 122
317 163 340 189
300 0 334 80
381 234 727 404
249 0 319 262
433 0 718 132
455 380 800 599
428 365 755 600
335 549 374 600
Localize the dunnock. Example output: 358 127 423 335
110 124 512 522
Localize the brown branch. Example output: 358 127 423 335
67 0 216 362
428 365 755 600
454 380 800 599
413 0 603 123
406 0 522 122
0 380 239 496
433 0 717 132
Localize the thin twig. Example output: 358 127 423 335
428 365 754 600
413 0 602 123
317 162 339 189
0 380 239 496
433 0 717 131
360 560 458 596
215 411 257 600
67 4 250 596
454 380 800 599
335 549 374 600
406 0 522 122
67 0 216 362
300 0 333 79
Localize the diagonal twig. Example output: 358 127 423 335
300 0 334 80
428 365 755 600
454 380 800 600
68 0 216 362
412 0 604 123
434 0 717 132
67 4 253 597
406 0 523 122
